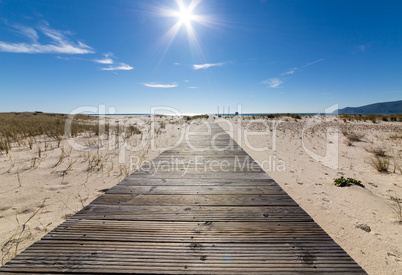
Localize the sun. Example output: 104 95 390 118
177 7 194 25
156 0 214 58
173 1 197 27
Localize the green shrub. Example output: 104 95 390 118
334 176 364 188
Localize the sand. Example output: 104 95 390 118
217 116 402 275
0 114 401 274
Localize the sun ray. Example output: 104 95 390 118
156 0 209 59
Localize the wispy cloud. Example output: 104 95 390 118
144 83 178 88
193 62 224 70
302 58 324 68
94 53 133 71
93 53 114 64
262 58 323 88
281 67 297 75
261 78 283 88
94 58 113 64
56 56 83 61
12 24 38 42
188 86 198 89
0 22 94 54
100 63 133 71
280 59 324 76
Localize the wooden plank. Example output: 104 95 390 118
117 178 276 186
91 194 298 206
125 172 272 179
106 185 286 195
75 205 312 222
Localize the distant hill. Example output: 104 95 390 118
335 100 402 115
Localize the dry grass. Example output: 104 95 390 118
368 156 390 173
365 146 387 157
0 112 98 155
390 196 402 224
340 114 402 123
1 199 47 265
389 184 402 224
390 131 402 140
119 164 130 178
343 131 364 142
342 130 365 146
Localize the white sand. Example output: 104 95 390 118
218 116 402 275
1 115 401 274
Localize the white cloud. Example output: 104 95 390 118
188 86 198 89
261 78 283 88
101 63 133 71
303 58 324 68
0 23 94 54
93 53 114 64
282 67 297 75
56 56 83 61
193 62 223 70
13 24 38 42
94 58 113 64
279 59 323 76
144 83 178 88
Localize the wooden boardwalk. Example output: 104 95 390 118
0 119 365 274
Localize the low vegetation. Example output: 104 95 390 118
0 112 99 155
342 130 365 146
184 114 209 121
340 114 402 123
368 156 390 173
334 176 364 188
0 112 146 155
365 146 386 157
245 113 304 120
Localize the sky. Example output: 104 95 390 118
0 0 401 115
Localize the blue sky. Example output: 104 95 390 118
0 0 401 114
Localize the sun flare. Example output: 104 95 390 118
156 0 215 59
175 6 195 26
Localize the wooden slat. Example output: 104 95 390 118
75 205 313 222
0 118 366 274
117 177 276 186
105 185 286 195
91 194 298 206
